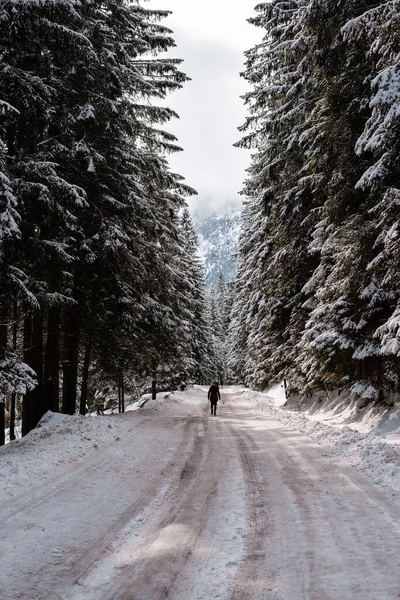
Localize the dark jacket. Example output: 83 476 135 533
208 384 220 403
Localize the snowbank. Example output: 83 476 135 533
0 412 125 501
138 390 173 408
255 385 400 494
263 382 288 407
2 385 400 508
0 391 187 504
37 410 71 428
0 392 176 503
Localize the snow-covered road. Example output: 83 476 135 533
2 387 400 599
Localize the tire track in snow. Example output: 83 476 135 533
224 400 400 600
5 388 400 600
1 416 198 600
94 417 219 600
62 416 200 586
272 438 400 599
225 421 277 600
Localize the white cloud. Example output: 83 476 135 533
154 0 258 49
145 0 262 214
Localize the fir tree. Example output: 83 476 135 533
231 0 393 403
341 1 400 398
179 208 213 383
297 0 382 398
230 0 315 389
0 0 196 434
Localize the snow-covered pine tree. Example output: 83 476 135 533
179 208 215 384
232 0 387 400
208 273 232 383
296 0 382 398
230 0 316 389
52 2 194 410
0 0 195 430
341 1 400 400
131 174 196 396
0 0 87 434
208 292 225 383
200 293 221 384
0 139 36 443
227 196 269 385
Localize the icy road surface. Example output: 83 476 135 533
1 387 400 599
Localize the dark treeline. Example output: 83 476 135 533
228 0 400 404
0 0 221 443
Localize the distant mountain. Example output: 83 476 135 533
193 207 241 287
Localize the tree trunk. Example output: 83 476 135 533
131 378 140 403
79 338 92 416
152 376 157 401
43 308 60 413
0 306 7 446
0 402 4 446
121 372 125 413
22 313 32 436
9 303 17 441
9 393 16 441
62 310 80 415
22 311 44 436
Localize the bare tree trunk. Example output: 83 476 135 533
152 375 157 401
22 311 44 435
121 371 125 413
22 313 32 436
62 310 80 415
43 308 60 413
0 304 7 446
377 355 384 405
9 393 16 441
0 402 4 446
79 338 92 416
9 303 17 441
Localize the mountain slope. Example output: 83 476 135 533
194 207 241 286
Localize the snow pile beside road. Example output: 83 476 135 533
0 412 132 501
262 382 288 407
254 389 400 494
138 390 174 408
0 391 188 503
37 410 71 428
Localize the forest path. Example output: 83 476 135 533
1 387 400 599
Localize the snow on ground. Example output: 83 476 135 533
2 386 400 599
0 391 183 503
250 384 400 495
2 384 400 505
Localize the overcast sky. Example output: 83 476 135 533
146 0 262 215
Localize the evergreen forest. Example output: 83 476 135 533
228 0 400 405
0 0 228 443
2 0 400 446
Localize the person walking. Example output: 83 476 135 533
208 381 220 416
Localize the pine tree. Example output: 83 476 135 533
227 198 267 385
0 0 196 434
179 208 214 383
296 0 382 398
56 2 195 409
230 0 316 389
341 1 400 399
231 0 392 402
0 0 93 432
